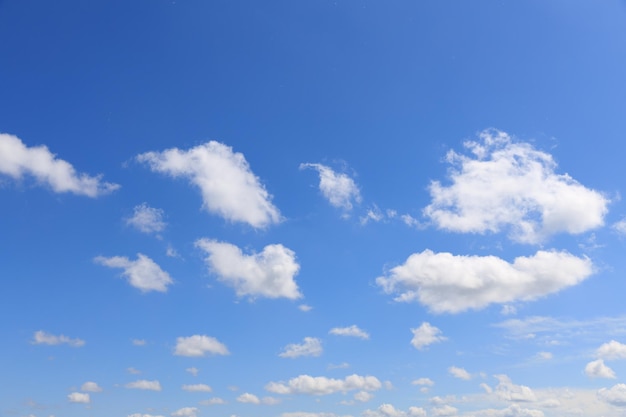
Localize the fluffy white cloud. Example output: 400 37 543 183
354 391 374 402
237 393 260 404
126 203 166 234
412 378 434 386
596 340 626 360
448 366 471 380
32 330 84 347
585 359 616 379
410 322 446 350
67 392 90 403
494 375 536 402
182 383 212 392
137 141 281 228
279 337 323 358
0 133 119 197
362 403 427 417
598 384 626 407
171 408 198 417
300 163 361 212
431 405 458 416
174 335 229 357
125 380 162 391
266 374 382 396
80 381 102 392
329 325 370 340
423 129 608 244
94 254 173 293
196 239 301 300
377 249 593 314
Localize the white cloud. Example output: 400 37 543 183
125 380 162 391
494 375 536 402
174 335 229 357
137 141 281 228
534 351 553 360
598 384 626 407
171 408 198 417
585 359 616 379
196 239 301 300
266 374 382 396
329 325 370 340
328 362 350 370
0 133 119 197
127 367 141 374
412 378 434 386
67 392 90 403
186 367 199 376
612 218 626 235
182 383 212 392
199 397 226 405
94 254 173 293
423 129 608 244
299 304 313 312
448 366 471 380
431 405 458 416
237 393 260 404
126 203 166 234
132 339 146 346
262 396 282 405
300 163 361 212
596 340 626 360
469 404 545 417
32 330 84 347
362 403 427 417
410 322 446 350
354 391 374 402
282 413 352 417
377 249 593 314
279 337 323 358
80 381 102 392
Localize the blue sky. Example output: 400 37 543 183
2 1 626 416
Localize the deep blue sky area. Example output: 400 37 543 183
2 1 626 417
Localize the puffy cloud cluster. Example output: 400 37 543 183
0 133 119 197
174 335 230 357
196 239 302 300
585 340 626 378
300 163 361 213
410 322 446 350
329 325 370 340
137 141 281 228
67 392 90 403
266 374 382 396
424 129 609 244
126 203 166 234
32 330 85 347
493 375 536 402
598 384 626 407
94 254 173 293
377 249 593 313
279 337 323 358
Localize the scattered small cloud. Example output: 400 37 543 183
81 381 103 392
299 304 313 312
300 162 361 214
182 384 212 392
125 380 162 391
126 203 166 234
94 254 173 293
410 322 447 350
132 339 146 346
0 133 119 197
329 325 370 340
279 337 322 358
196 239 302 300
448 366 471 380
137 141 281 228
67 392 90 404
266 374 382 396
186 367 199 376
174 335 229 357
171 407 198 417
32 330 84 347
585 359 616 379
